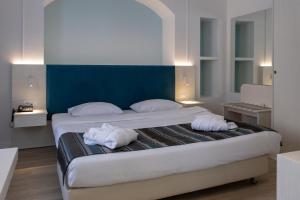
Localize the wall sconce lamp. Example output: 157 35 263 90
259 63 273 86
175 62 194 87
182 73 190 87
27 75 35 88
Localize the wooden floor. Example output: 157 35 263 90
6 147 277 200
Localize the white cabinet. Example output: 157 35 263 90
277 151 300 200
13 109 47 128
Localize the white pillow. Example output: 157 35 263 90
68 102 123 116
130 99 182 113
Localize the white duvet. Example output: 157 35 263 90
52 107 281 188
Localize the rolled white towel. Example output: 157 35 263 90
83 123 138 149
191 114 237 131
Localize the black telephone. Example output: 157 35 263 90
17 103 34 112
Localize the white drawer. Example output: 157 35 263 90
13 110 47 128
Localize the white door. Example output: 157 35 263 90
274 0 300 152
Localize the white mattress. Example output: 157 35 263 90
52 107 281 188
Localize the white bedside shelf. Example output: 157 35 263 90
13 109 47 128
177 100 204 108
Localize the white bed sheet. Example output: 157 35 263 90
52 107 281 188
52 107 207 146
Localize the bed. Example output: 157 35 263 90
47 65 281 200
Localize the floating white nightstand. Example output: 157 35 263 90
177 100 204 107
13 109 47 128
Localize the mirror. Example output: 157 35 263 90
231 9 273 93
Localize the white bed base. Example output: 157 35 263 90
58 155 268 200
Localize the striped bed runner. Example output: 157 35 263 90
57 122 271 181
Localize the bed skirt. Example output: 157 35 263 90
58 155 268 200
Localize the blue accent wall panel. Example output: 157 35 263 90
46 65 175 117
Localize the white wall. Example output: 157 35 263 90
23 0 44 63
0 0 54 149
12 64 46 109
1 0 275 149
0 0 22 148
162 0 227 113
227 0 273 19
0 0 227 148
45 0 163 65
44 0 227 104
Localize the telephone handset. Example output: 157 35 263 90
17 103 34 112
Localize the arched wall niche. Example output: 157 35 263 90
44 0 175 65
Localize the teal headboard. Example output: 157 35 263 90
46 65 175 117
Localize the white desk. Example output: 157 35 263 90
0 148 18 200
224 102 271 128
